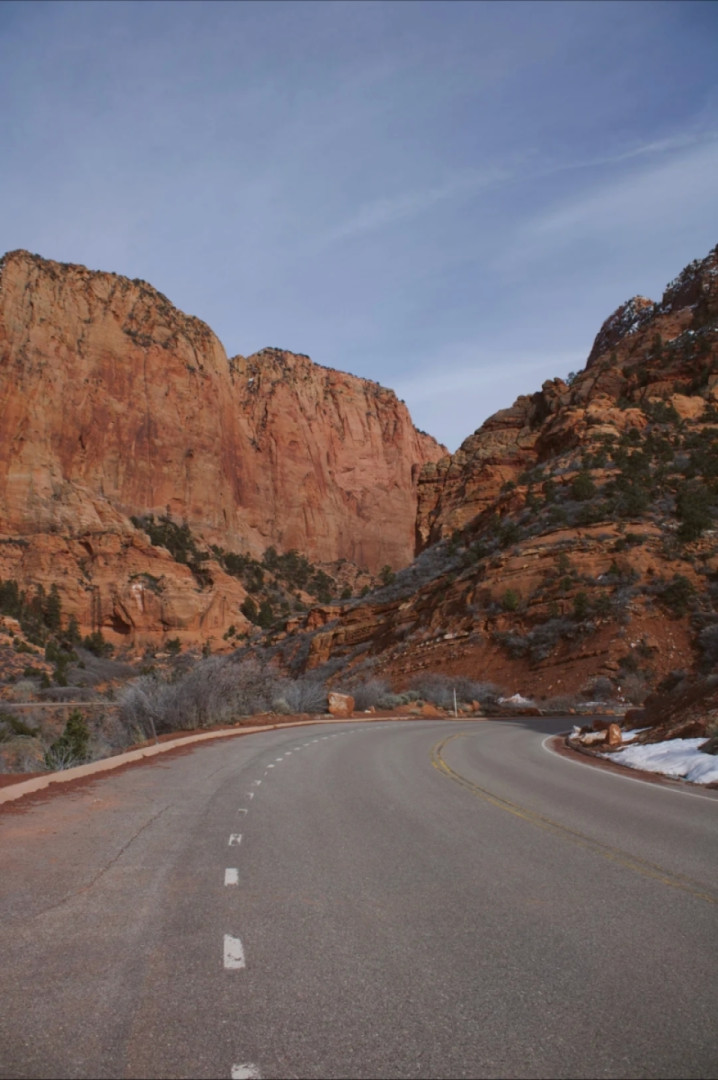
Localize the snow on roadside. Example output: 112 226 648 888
499 693 535 706
601 738 718 785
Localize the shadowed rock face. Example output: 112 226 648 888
0 250 444 646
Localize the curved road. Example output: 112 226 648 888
0 717 716 1079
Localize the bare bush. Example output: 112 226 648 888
89 710 141 757
119 654 286 735
582 676 615 701
408 673 499 708
697 622 718 672
495 618 578 663
374 691 419 709
408 673 454 708
7 679 37 702
0 735 46 773
66 650 136 686
345 678 391 711
542 693 582 714
619 672 650 705
273 677 327 714
224 657 283 717
120 677 173 740
451 678 501 705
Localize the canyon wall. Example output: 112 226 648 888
0 250 443 645
289 243 718 699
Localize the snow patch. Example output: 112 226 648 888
601 737 718 785
499 693 535 706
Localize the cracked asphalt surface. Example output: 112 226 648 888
0 716 716 1079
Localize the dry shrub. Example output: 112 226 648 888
120 654 288 736
542 693 582 714
619 672 651 705
344 678 391 711
409 673 500 708
272 677 327 714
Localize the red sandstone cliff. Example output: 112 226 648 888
416 244 718 548
286 243 718 700
0 250 443 646
227 347 443 570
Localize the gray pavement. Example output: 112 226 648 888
0 717 716 1079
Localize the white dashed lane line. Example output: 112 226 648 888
231 1064 262 1079
222 728 378 1080
223 935 246 969
222 729 370 1076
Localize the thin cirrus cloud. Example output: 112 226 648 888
319 169 507 247
318 129 718 262
393 347 586 451
549 129 718 175
511 135 718 256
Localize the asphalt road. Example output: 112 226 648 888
0 717 716 1080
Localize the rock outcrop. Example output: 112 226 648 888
283 243 718 700
416 243 718 549
0 250 443 646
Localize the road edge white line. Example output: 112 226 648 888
541 735 718 801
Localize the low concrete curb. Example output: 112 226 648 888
0 712 487 808
0 715 362 807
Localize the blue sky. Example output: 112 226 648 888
2 0 717 451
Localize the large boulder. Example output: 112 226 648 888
328 692 354 718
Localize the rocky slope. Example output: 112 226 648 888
0 251 443 647
416 246 718 547
281 243 718 702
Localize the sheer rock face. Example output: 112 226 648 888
416 243 718 549
228 348 444 570
0 250 443 645
0 250 243 540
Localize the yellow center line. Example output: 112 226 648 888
431 732 718 906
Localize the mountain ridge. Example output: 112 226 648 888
276 241 718 702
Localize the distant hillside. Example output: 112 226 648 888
275 242 718 703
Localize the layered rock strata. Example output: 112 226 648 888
288 243 718 698
0 250 444 645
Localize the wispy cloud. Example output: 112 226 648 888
318 128 718 252
319 166 509 246
532 138 718 237
495 136 718 281
548 129 718 175
393 346 584 451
